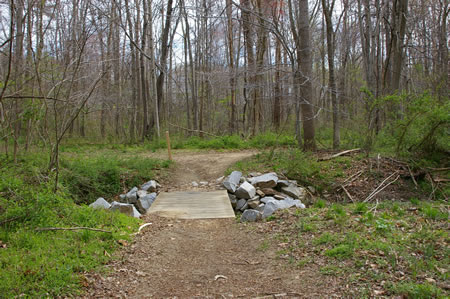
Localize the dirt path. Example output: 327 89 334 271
84 151 341 298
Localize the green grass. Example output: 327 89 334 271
0 150 170 296
256 200 449 297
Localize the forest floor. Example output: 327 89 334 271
83 150 448 298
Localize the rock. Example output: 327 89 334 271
260 196 276 204
241 209 262 222
135 193 157 214
110 201 141 218
247 196 261 209
191 181 199 187
199 181 208 186
223 171 242 193
89 197 111 210
126 187 138 203
239 177 247 183
277 180 297 188
216 176 225 183
256 189 265 197
119 194 127 201
248 172 262 177
228 193 237 208
249 173 278 188
262 202 278 218
308 186 316 194
235 181 256 199
274 194 287 200
236 199 247 211
141 180 158 192
281 185 306 200
256 203 265 212
137 190 148 198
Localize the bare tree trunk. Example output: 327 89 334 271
322 0 340 149
226 0 237 134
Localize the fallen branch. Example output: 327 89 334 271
168 122 218 137
318 148 360 161
407 165 418 188
0 216 22 226
364 172 400 202
341 185 354 202
35 227 112 233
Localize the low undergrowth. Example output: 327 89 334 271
258 200 449 298
0 151 169 297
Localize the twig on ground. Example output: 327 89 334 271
341 185 355 202
343 170 364 185
318 148 360 161
407 165 418 188
35 227 112 233
0 216 22 226
369 199 379 213
364 171 400 202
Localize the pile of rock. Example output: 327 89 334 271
89 180 161 218
223 171 306 222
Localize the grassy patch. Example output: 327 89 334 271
255 200 449 297
0 149 169 296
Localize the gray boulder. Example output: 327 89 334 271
89 197 111 210
141 180 158 192
241 209 262 222
137 190 148 198
126 187 138 203
223 171 242 193
249 173 278 188
262 202 278 218
236 198 247 211
260 196 276 204
110 201 141 218
235 181 256 199
277 180 297 188
281 185 306 200
136 193 157 214
228 193 237 208
119 194 127 202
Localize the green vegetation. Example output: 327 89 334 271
261 200 449 297
0 150 169 297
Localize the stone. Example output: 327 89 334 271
247 196 261 209
239 177 247 183
240 201 249 211
262 202 278 218
235 181 256 199
126 187 138 203
249 173 278 188
137 190 148 198
236 199 247 211
223 171 242 193
260 196 276 204
135 193 157 214
216 176 225 183
199 181 209 186
308 186 316 194
230 197 237 208
89 197 111 210
274 194 287 200
240 209 262 222
281 185 306 200
141 180 158 192
191 181 199 187
119 194 127 201
256 203 265 212
248 172 262 177
110 201 141 218
256 189 265 197
277 180 297 188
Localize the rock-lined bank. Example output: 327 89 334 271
223 171 306 222
89 180 161 218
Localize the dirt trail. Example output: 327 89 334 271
84 151 341 298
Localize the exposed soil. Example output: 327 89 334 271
83 150 344 298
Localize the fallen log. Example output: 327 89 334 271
318 148 361 161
